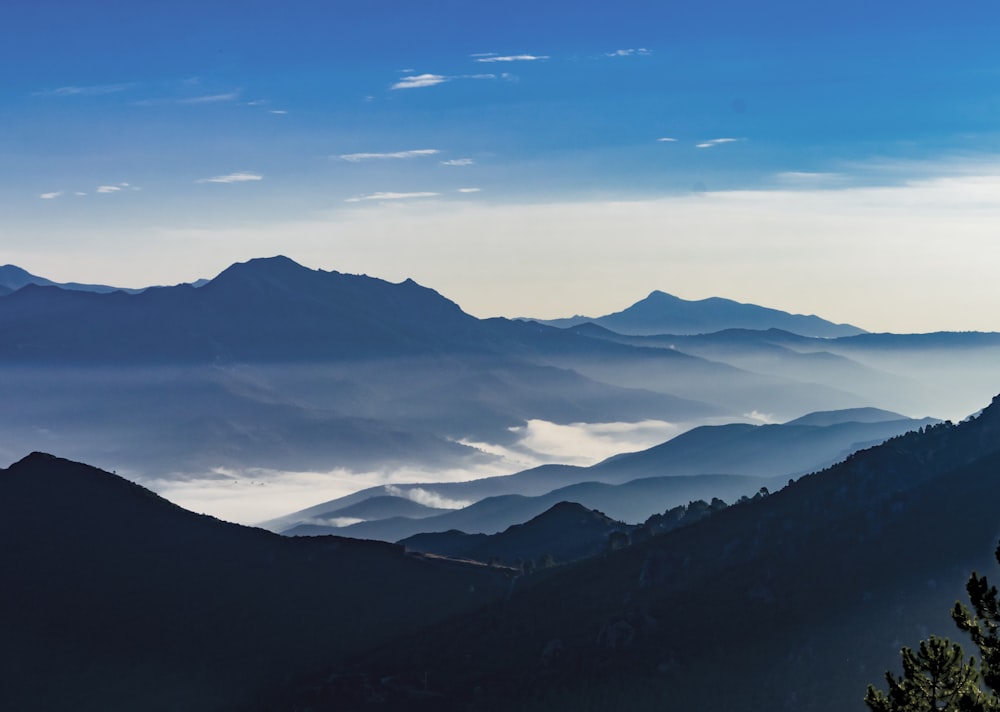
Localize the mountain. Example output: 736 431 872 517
400 501 628 567
271 393 1000 712
532 289 866 337
270 409 937 539
0 452 509 712
0 263 199 294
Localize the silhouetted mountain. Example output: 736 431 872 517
533 290 865 337
400 501 628 567
0 452 509 712
271 393 1000 712
0 263 199 294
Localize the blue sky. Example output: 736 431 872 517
4 0 1000 331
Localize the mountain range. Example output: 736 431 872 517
272 392 1000 711
6 393 1000 711
268 407 938 540
2 255 997 509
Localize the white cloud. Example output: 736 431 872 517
39 191 63 200
345 191 440 202
385 485 471 510
441 158 475 166
657 137 678 142
179 91 240 104
390 72 498 90
475 54 549 63
73 192 87 196
96 185 122 193
269 109 288 115
606 48 652 57
462 419 686 467
337 149 440 162
457 187 481 193
196 172 263 184
33 83 131 97
696 137 742 148
391 73 448 90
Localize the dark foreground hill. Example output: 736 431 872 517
0 453 509 712
269 393 1000 712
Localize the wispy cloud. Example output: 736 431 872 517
39 191 64 200
269 109 288 115
390 72 498 90
605 48 652 57
391 73 448 90
441 158 475 166
695 137 742 148
474 54 549 63
657 137 678 143
345 191 440 203
337 149 440 162
457 187 481 193
179 91 240 104
33 83 131 97
196 172 263 184
96 182 137 194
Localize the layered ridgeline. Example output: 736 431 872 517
0 453 509 712
2 255 997 493
8 394 1000 711
268 407 939 541
270 393 1000 712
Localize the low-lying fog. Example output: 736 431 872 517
144 417 718 524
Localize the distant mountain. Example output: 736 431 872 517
531 290 866 337
307 495 449 523
274 393 1000 712
272 409 936 539
0 452 508 712
0 263 206 294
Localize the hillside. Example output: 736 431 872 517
0 453 509 712
268 393 1000 711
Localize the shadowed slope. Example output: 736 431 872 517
0 453 508 712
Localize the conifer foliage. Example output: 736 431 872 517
867 545 1000 712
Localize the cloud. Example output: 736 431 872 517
462 419 686 467
457 187 481 193
606 48 652 57
474 54 549 63
179 91 240 104
696 137 742 148
196 172 263 184
96 182 134 193
337 149 440 162
345 191 440 203
441 158 475 166
657 137 678 142
269 109 288 115
385 485 471 510
391 72 498 90
39 191 64 200
33 83 131 97
391 73 448 90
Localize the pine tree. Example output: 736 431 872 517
864 636 985 712
866 544 1000 712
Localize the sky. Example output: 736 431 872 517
4 0 1000 332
